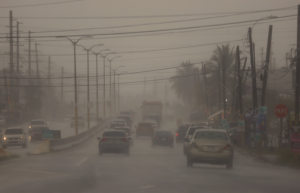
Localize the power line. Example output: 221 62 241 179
0 0 83 9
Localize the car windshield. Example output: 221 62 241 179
5 129 23 135
195 131 228 141
103 131 126 137
155 131 172 137
31 121 45 125
138 123 152 127
32 127 48 132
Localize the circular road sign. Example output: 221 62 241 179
274 104 288 118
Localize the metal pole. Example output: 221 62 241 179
248 27 258 108
222 60 226 116
118 74 120 113
96 54 99 123
35 43 39 77
295 5 300 123
279 118 283 148
218 62 222 110
109 60 112 117
9 11 13 107
261 25 273 106
28 31 31 77
87 50 90 129
74 44 78 135
114 70 116 116
16 21 20 104
61 67 64 103
103 56 106 119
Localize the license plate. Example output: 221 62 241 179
207 146 214 151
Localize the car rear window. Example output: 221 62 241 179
103 131 126 137
195 131 228 141
31 121 45 125
5 129 23 135
32 127 49 132
155 131 172 137
138 123 152 127
188 127 206 135
110 123 125 128
115 128 130 133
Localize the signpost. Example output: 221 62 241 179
274 104 288 148
42 130 61 140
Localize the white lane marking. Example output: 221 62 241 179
140 185 155 189
75 157 89 166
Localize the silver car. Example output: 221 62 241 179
183 126 211 155
2 127 27 149
97 130 131 156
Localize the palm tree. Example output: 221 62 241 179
170 61 196 106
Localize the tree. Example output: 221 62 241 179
170 61 196 106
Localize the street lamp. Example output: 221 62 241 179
55 35 92 135
251 15 278 30
77 43 103 129
107 56 121 116
92 49 110 124
112 66 125 116
99 51 116 118
117 71 127 114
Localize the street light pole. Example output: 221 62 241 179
92 49 109 123
107 56 121 115
77 44 103 129
99 52 116 118
112 66 125 116
56 35 91 135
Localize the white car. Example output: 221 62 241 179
2 127 27 149
0 116 6 127
29 119 48 134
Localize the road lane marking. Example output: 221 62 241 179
140 185 155 189
75 157 89 166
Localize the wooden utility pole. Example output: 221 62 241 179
295 5 300 123
61 67 64 103
235 57 247 118
248 27 258 108
202 63 209 108
261 25 273 106
9 11 14 108
16 21 20 104
35 43 39 77
261 47 264 69
286 53 289 68
28 31 31 77
218 62 222 110
48 56 51 86
237 46 243 115
231 60 237 120
4 69 9 113
222 59 226 116
143 76 146 100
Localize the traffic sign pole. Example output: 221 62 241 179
274 104 289 149
279 118 283 148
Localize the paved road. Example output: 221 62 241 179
0 120 97 157
0 120 299 193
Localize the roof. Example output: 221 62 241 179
195 128 226 133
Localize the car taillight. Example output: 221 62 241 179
176 133 178 136
191 143 198 149
224 144 232 150
101 137 107 142
122 138 128 142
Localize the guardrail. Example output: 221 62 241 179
48 117 112 151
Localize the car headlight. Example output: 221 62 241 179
3 136 6 140
29 126 31 129
20 136 23 139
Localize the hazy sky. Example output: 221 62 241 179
0 0 298 106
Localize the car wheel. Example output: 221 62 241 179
187 156 193 168
226 159 233 169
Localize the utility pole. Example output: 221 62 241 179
28 31 31 77
237 46 243 116
231 59 237 120
273 58 276 70
143 76 146 101
261 25 273 106
248 27 258 108
9 11 14 109
48 56 51 86
16 21 20 104
261 47 264 69
61 67 64 103
286 53 289 68
118 74 120 113
295 5 300 123
4 69 9 113
35 43 39 77
202 62 208 108
222 59 226 117
218 62 222 110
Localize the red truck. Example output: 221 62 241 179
142 101 163 126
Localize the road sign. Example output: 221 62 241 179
257 114 267 133
202 108 209 115
274 104 288 118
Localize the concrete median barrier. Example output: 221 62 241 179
29 117 112 154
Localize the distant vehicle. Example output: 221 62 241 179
183 126 211 155
29 120 48 134
142 101 163 126
135 122 154 138
70 116 85 127
120 111 133 118
0 116 6 127
108 123 126 130
97 130 131 156
116 115 132 128
112 119 127 126
145 119 158 128
185 129 234 169
1 127 27 149
114 127 134 146
64 115 73 121
195 122 209 127
152 130 174 148
30 126 49 142
176 124 192 143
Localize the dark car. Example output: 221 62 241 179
176 124 191 143
30 126 49 142
117 115 132 128
152 130 174 148
97 131 131 156
135 122 154 138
